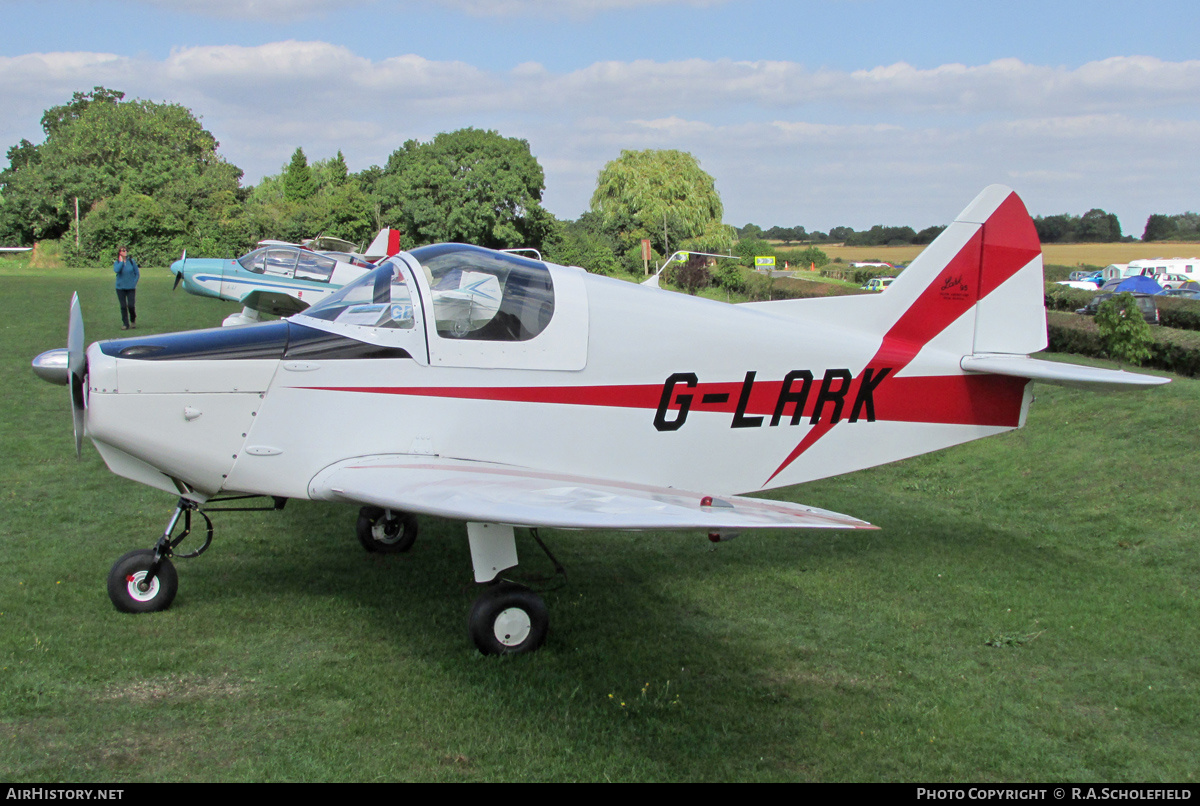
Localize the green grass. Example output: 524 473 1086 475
2 271 1198 781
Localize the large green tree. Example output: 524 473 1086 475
283 147 316 202
245 150 374 248
589 149 734 267
0 87 245 263
1142 212 1200 242
542 211 622 276
374 128 551 249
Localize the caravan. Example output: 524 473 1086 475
1102 258 1200 285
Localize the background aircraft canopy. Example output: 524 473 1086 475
238 246 342 283
299 256 417 330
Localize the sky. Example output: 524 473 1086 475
2 0 1198 235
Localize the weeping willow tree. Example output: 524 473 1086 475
590 149 734 268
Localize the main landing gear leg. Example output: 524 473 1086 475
465 523 551 655
106 498 213 614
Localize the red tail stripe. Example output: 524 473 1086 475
765 190 1039 483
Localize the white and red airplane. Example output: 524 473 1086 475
32 186 1166 654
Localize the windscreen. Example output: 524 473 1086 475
298 258 415 329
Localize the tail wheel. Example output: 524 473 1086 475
107 549 178 613
356 506 418 553
468 582 548 655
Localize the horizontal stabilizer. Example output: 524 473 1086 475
310 455 875 531
961 355 1169 389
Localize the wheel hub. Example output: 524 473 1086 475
125 571 160 602
493 607 532 646
372 518 404 545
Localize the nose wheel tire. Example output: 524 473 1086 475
356 506 418 553
107 549 178 613
468 582 548 655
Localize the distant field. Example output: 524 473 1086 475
810 243 1200 269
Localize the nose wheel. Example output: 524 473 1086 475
107 549 178 613
105 497 216 615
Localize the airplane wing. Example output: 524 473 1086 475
309 455 875 531
240 289 310 317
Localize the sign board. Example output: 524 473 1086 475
755 256 776 268
641 239 652 261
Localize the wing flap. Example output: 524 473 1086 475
309 455 874 531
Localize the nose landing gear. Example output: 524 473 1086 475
106 498 212 614
106 495 283 614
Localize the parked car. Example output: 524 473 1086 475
861 277 894 292
1157 273 1195 290
1160 287 1200 300
1075 292 1159 324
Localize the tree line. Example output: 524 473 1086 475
740 208 1200 247
736 222 945 247
0 88 735 277
5 88 1194 276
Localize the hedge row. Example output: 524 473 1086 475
742 273 864 301
1046 311 1200 377
819 266 900 285
1157 297 1200 330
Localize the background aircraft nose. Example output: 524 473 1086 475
170 253 186 290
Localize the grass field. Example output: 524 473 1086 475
2 263 1198 782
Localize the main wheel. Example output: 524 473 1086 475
356 506 419 553
468 582 549 655
107 549 178 613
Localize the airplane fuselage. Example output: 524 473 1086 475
86 246 1032 505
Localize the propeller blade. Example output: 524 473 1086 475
68 293 86 458
173 272 183 291
174 249 187 290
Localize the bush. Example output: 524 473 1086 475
1095 292 1153 365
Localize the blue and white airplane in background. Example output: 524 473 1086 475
170 229 400 326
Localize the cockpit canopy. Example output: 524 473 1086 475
238 246 343 282
301 244 556 342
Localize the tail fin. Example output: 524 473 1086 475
760 186 1164 488
881 184 1045 359
746 185 1044 358
759 185 1163 387
364 228 402 261
895 185 1164 388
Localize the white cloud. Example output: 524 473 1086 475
1 45 1197 230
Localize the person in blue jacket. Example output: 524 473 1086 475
113 246 139 329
